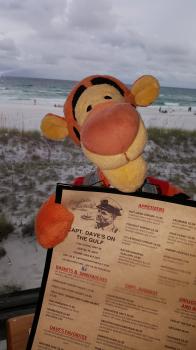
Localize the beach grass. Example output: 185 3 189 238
0 126 195 218
0 126 196 142
148 128 196 146
0 127 41 139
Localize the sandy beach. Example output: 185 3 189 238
0 102 196 131
0 103 63 131
139 106 196 130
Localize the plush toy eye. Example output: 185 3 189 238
104 95 112 99
86 105 92 112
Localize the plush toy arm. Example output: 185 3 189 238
35 194 74 248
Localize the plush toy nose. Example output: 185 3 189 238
81 102 139 155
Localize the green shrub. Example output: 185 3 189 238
0 247 6 259
0 284 22 295
0 215 14 241
22 219 35 237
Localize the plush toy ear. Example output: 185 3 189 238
131 75 160 107
41 113 69 140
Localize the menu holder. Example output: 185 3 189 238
27 184 196 350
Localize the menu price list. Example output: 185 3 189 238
28 189 196 350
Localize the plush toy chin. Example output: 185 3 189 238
102 156 147 192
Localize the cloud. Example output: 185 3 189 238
0 36 20 75
0 0 196 87
67 0 116 30
0 37 18 53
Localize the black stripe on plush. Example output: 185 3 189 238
73 127 80 141
72 85 86 120
91 77 124 96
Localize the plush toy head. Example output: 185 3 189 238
41 74 159 192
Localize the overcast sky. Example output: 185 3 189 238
0 0 196 88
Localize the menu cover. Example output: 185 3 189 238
27 184 196 350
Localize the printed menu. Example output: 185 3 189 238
27 185 196 350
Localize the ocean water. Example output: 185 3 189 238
0 76 76 107
0 76 196 107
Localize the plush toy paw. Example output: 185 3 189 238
35 194 74 248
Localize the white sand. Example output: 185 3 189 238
0 102 195 131
138 106 196 130
0 103 63 130
1 237 46 291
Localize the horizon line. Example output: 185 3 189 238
0 74 195 90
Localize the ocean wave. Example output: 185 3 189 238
164 102 180 106
1 77 196 107
0 87 9 90
15 97 32 100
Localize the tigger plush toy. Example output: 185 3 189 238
36 74 185 248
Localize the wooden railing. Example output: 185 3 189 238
0 288 39 340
